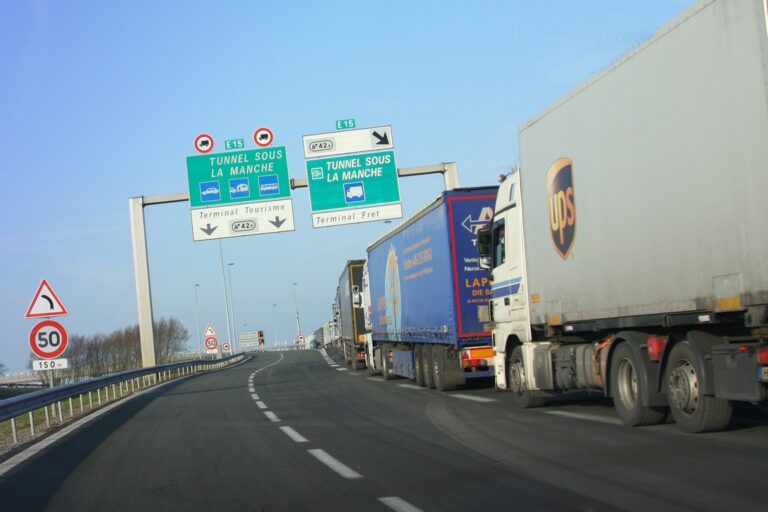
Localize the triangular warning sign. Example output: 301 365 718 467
204 324 216 337
25 279 68 318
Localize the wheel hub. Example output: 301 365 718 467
616 359 638 409
668 360 699 414
509 361 525 394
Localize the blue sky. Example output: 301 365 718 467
0 0 693 373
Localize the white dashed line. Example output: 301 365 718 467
264 411 281 422
397 384 425 390
250 393 260 400
544 410 622 425
379 497 424 512
367 377 384 382
279 426 308 443
248 386 256 393
308 449 363 479
255 401 268 410
450 394 497 403
336 368 348 372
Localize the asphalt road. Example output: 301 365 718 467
1 349 767 511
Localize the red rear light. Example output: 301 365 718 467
739 345 750 352
757 347 768 365
647 335 668 362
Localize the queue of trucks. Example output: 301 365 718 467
322 0 768 432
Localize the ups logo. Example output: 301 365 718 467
546 158 576 259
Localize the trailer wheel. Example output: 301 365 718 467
508 347 546 408
611 343 667 426
381 344 395 381
414 345 426 387
666 342 732 433
423 345 436 389
433 346 458 392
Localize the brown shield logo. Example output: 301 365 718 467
546 158 576 260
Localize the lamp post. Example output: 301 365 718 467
218 240 232 359
291 282 303 347
193 284 202 359
271 303 279 347
227 262 236 353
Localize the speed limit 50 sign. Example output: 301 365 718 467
29 320 68 359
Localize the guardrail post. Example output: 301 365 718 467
120 382 124 397
69 397 73 417
44 406 50 428
57 401 63 422
97 388 102 406
28 411 34 436
80 394 84 414
88 391 93 409
11 418 17 444
112 384 116 399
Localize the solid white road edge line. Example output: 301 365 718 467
307 449 363 479
0 377 177 478
544 410 622 425
450 394 498 403
378 497 424 512
278 426 308 443
264 411 281 422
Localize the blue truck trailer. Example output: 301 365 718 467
362 186 498 390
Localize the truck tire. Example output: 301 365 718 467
423 345 436 389
414 345 426 387
381 344 395 381
610 343 667 426
666 341 732 433
433 346 458 392
508 347 546 408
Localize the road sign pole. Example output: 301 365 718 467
218 241 234 354
129 193 187 368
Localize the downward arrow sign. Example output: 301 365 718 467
372 130 389 145
200 224 217 236
269 217 286 228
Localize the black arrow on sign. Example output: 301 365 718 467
200 224 217 236
41 294 54 310
269 217 286 228
372 130 389 145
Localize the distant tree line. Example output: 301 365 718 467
30 317 190 383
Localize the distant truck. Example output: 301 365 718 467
477 0 768 432
361 187 498 390
335 260 368 369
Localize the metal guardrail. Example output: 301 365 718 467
0 354 248 445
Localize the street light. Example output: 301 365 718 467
291 282 303 347
218 240 232 360
193 284 202 359
271 303 279 348
227 262 236 353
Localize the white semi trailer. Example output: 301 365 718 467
477 0 768 432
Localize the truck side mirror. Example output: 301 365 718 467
477 226 492 269
352 285 362 308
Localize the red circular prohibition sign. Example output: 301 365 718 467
29 320 69 359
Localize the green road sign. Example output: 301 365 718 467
186 147 290 208
225 138 245 150
306 150 399 212
335 119 356 130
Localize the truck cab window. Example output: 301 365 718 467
492 221 505 267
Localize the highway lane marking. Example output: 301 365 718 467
308 449 363 479
250 393 260 400
398 384 425 390
336 368 348 372
450 394 498 403
379 497 424 512
367 377 384 382
255 401 268 410
279 426 308 443
544 410 622 425
264 411 281 422
248 386 256 393
252 352 285 375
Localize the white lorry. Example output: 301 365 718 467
477 0 768 432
